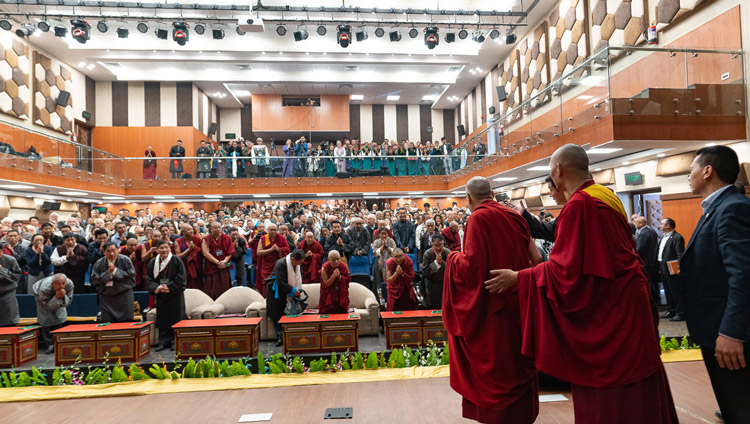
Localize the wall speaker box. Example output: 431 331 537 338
457 125 466 136
56 91 71 107
496 86 507 102
207 122 218 135
42 201 61 211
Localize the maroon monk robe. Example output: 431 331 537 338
320 261 350 314
441 227 461 252
385 255 417 311
256 233 290 297
443 200 538 423
516 181 677 423
203 232 235 300
176 235 204 290
297 239 324 284
120 245 145 291
143 149 157 179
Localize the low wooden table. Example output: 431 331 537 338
173 318 262 360
0 326 40 368
381 310 448 349
52 322 152 366
278 314 360 354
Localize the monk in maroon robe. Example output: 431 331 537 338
255 224 290 297
486 144 678 424
385 249 417 311
143 146 157 179
139 231 163 307
441 222 462 252
174 224 204 290
297 231 324 284
319 250 350 314
444 176 540 423
201 222 235 300
120 238 144 290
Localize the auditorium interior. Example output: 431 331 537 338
0 0 748 422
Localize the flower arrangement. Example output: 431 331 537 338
660 335 699 352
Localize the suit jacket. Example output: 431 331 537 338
521 210 556 242
391 220 416 252
635 225 658 267
681 187 750 348
346 227 371 256
657 231 685 276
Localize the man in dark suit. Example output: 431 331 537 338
634 216 659 303
656 218 685 321
680 145 750 424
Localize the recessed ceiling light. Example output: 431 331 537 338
657 153 666 158
588 148 622 154
527 166 551 171
493 177 517 182
363 192 378 196
154 195 175 199
386 95 400 101
102 196 125 200
234 90 251 96
59 191 88 196
622 161 631 165
422 95 438 101
204 195 223 199
0 184 35 190
706 143 716 147
594 168 602 171
351 94 364 100
407 191 424 195
316 193 333 197
66 198 72 202
253 194 270 198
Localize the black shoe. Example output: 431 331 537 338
662 311 675 319
45 345 54 354
155 344 169 352
169 344 175 351
715 410 723 422
669 313 685 322
275 340 283 347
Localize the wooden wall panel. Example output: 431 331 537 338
419 105 431 143
144 82 161 127
111 81 128 127
240 105 253 141
251 94 350 132
396 105 408 142
85 76 96 125
443 109 455 144
372 104 385 142
661 196 702 244
349 104 360 140
176 82 193 127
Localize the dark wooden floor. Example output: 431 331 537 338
0 362 719 424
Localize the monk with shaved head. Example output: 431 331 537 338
296 231 324 284
255 223 290 297
319 250 351 314
201 221 234 299
485 144 678 423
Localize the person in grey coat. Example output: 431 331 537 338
0 253 23 326
91 242 136 323
32 274 74 354
420 234 451 309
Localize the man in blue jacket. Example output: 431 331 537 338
680 145 749 424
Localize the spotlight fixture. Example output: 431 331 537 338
194 23 205 35
116 25 128 38
408 27 418 38
172 22 188 45
236 26 246 36
316 25 326 36
374 27 384 38
37 21 50 32
276 25 286 36
458 28 468 39
445 32 455 43
336 24 352 48
471 30 485 43
293 27 308 41
0 19 11 31
96 20 108 33
70 20 91 44
155 27 168 40
54 24 67 37
15 24 36 38
505 34 517 44
424 26 439 49
137 22 149 33
489 29 500 39
389 29 401 42
212 27 224 40
355 28 367 42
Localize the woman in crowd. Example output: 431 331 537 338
143 146 157 180
434 213 446 231
420 144 431 176
325 143 336 177
334 140 347 173
351 145 361 171
406 141 419 176
386 145 397 176
432 139 445 175
213 143 228 179
361 142 372 171
372 228 396 294
396 142 408 176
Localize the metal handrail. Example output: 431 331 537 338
0 117 123 158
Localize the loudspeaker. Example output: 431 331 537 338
457 125 466 136
56 91 71 107
42 201 61 211
496 86 507 102
207 122 217 135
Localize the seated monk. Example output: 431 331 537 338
319 250 350 314
296 231 324 284
385 248 417 311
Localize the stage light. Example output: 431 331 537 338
445 32 455 43
236 26 246 36
137 22 149 33
54 24 67 37
408 27 418 38
15 24 35 38
355 28 367 42
155 27 168 40
489 29 500 39
194 23 205 35
97 20 108 33
0 19 11 31
505 34 517 44
337 24 352 48
316 25 326 36
424 26 439 49
471 30 485 43
70 20 90 44
172 22 188 45
374 27 384 37
293 28 308 41
117 26 128 38
212 28 224 40
37 21 50 32
458 28 468 39
389 29 401 42
276 25 286 36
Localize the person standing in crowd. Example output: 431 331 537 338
252 138 269 177
174 223 203 290
120 237 144 291
297 231 324 285
334 140 347 174
507 175 564 242
25 233 54 294
229 227 247 286
0 251 22 326
143 145 157 180
255 223 290 296
282 139 295 178
2 229 27 293
657 218 685 321
391 208 415 254
169 140 185 179
87 228 109 271
213 143 228 179
32 274 73 354
472 140 486 163
421 234 450 310
485 144 677 423
385 248 417 311
372 228 396 294
444 176 539 424
418 219 438 263
196 140 212 179
147 240 186 352
634 216 660 304
324 220 352 261
201 221 234 299
680 145 750 424
267 249 304 346
319 250 350 314
50 233 88 294
346 218 371 258
441 221 462 252
91 242 136 323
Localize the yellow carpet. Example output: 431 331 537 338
660 349 703 363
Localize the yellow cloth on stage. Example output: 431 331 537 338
660 349 703 363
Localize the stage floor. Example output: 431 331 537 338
0 361 719 424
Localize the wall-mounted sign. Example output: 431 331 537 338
624 171 644 186
225 133 237 140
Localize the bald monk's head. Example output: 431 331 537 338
549 144 591 197
328 249 341 268
466 176 494 212
267 223 278 237
304 231 315 245
392 248 405 265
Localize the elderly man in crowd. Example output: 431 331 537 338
254 223 290 297
297 231 324 285
346 217 371 258
385 248 417 311
0 251 22 326
51 233 89 294
421 234 450 309
91 242 137 323
32 273 74 354
201 221 235 299
319 250 351 314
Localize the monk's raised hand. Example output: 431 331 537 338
484 269 518 294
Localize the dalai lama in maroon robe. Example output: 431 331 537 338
255 223 290 297
319 250 350 314
486 144 678 424
385 249 417 311
297 231 324 284
444 176 539 424
201 222 234 300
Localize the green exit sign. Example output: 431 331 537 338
82 111 91 120
624 172 644 186
225 133 237 139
